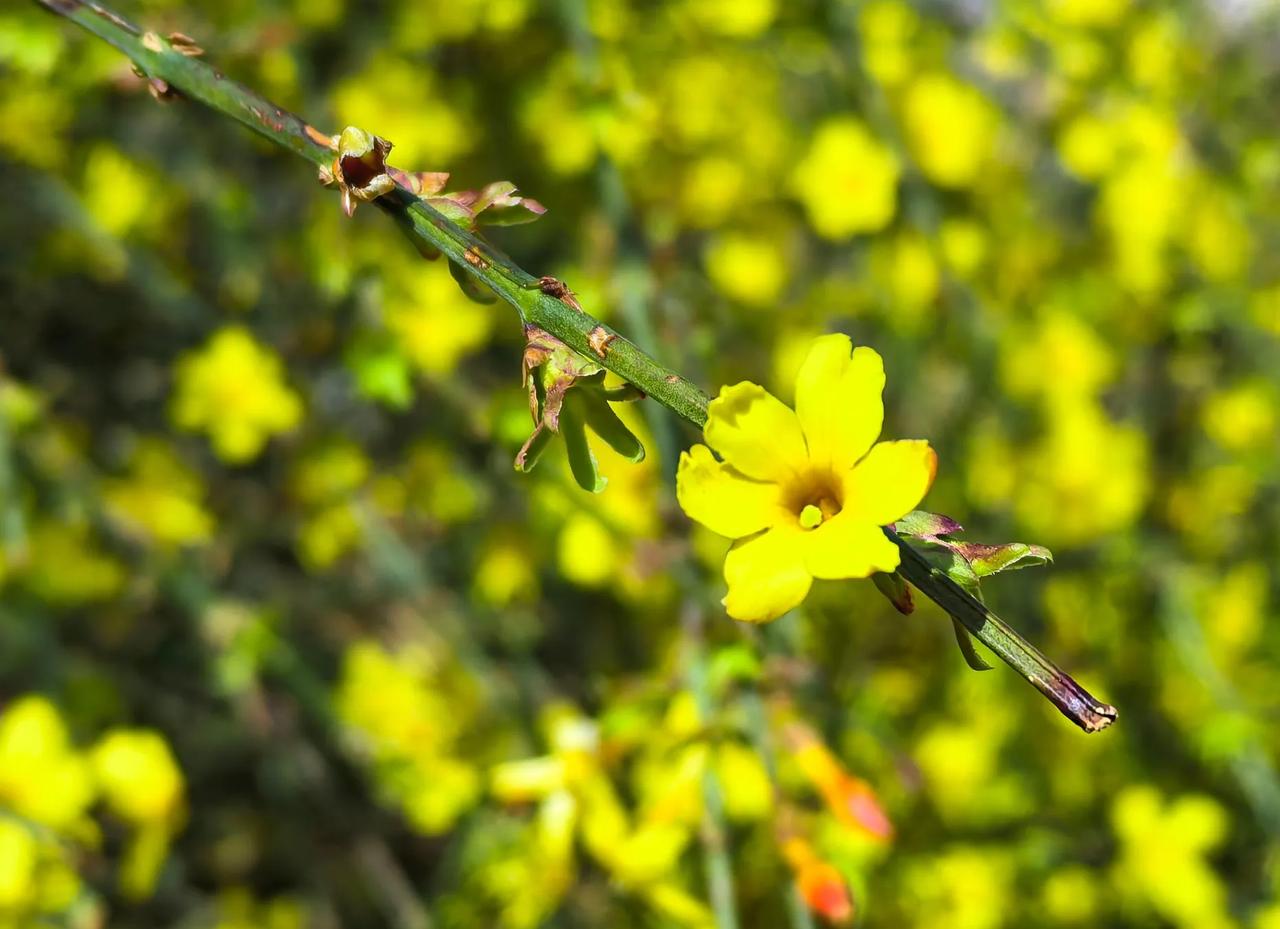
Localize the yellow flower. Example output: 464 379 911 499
676 335 936 622
172 326 303 464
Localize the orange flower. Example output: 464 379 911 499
788 725 893 840
782 837 854 925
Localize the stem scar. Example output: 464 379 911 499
588 326 615 359
463 246 491 270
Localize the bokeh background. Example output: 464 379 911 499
2 0 1280 926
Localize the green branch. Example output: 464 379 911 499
35 0 1116 733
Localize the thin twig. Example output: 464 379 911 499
35 0 1117 732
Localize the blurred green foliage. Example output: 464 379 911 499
2 0 1280 926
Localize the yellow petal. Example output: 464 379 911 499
842 439 937 525
722 526 812 622
795 335 885 471
803 514 901 579
705 382 808 482
676 445 785 538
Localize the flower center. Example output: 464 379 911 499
787 470 844 530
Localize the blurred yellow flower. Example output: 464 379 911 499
677 335 935 622
1111 786 1231 928
791 118 899 239
172 326 302 464
386 260 494 377
0 818 37 909
1202 380 1276 453
330 59 471 166
0 696 94 830
103 439 214 548
683 0 775 37
92 729 184 824
859 0 920 87
704 232 788 308
334 641 480 834
902 73 998 189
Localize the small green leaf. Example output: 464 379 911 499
424 196 477 228
560 393 606 493
916 543 993 671
872 570 913 614
951 620 993 672
514 424 554 473
949 541 1053 577
893 510 963 538
580 389 644 462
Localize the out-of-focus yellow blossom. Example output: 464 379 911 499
1127 12 1186 96
335 641 480 835
1000 310 1115 402
1042 865 1099 924
0 818 37 909
1016 401 1149 545
473 536 538 607
395 442 488 524
289 438 370 568
330 60 471 166
297 503 361 569
291 438 368 503
522 57 656 175
901 73 999 189
704 232 788 308
1057 112 1119 181
172 326 302 464
1250 283 1280 335
714 742 772 822
1202 380 1276 453
679 156 748 228
1185 185 1251 283
677 335 935 622
904 845 1014 929
858 0 920 87
939 218 988 278
0 696 95 830
682 0 774 37
0 76 70 168
914 707 1032 826
791 118 899 239
557 512 617 588
1098 157 1187 297
0 818 86 919
391 0 528 45
81 144 165 240
1165 463 1257 556
91 730 184 824
103 439 214 549
874 231 939 331
1048 0 1130 27
212 888 308 929
385 260 494 377
1200 562 1267 665
1111 786 1231 928
19 520 124 605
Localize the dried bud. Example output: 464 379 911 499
321 125 396 217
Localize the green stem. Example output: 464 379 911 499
682 605 741 929
35 0 1116 733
